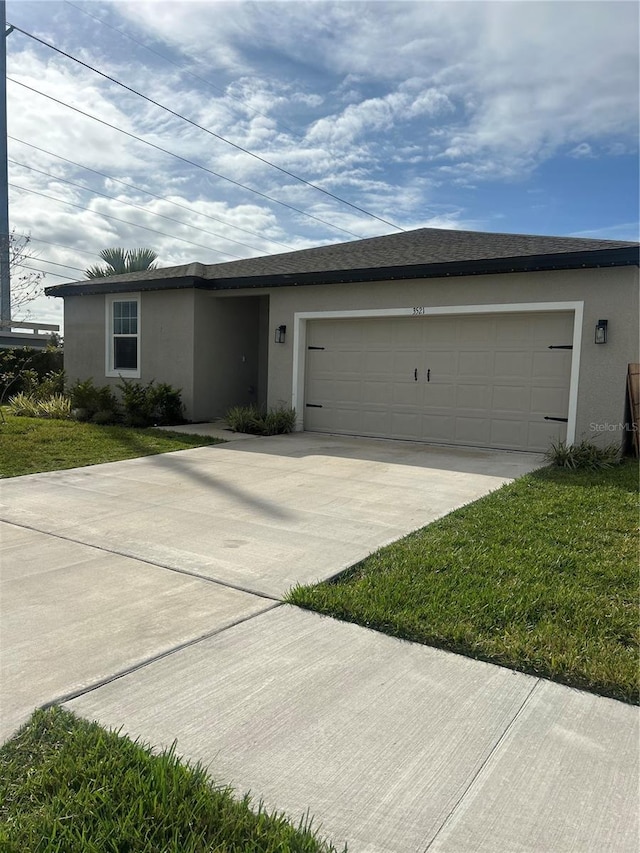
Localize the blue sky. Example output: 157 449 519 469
6 0 639 325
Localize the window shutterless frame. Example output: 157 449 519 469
105 293 141 378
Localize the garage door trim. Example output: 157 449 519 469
292 301 584 445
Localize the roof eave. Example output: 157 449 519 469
45 246 639 298
44 275 204 298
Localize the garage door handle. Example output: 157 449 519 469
414 368 418 381
427 369 430 382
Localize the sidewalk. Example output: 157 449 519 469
65 605 638 853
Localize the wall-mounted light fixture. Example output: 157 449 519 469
275 324 286 344
595 319 608 344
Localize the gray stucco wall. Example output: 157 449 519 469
60 264 638 445
62 289 196 415
141 289 196 413
192 292 268 421
264 265 639 445
63 294 107 389
61 289 269 422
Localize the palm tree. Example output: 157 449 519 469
85 248 159 279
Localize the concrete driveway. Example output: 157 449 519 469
1 433 637 852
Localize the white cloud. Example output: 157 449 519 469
3 0 637 333
569 143 594 159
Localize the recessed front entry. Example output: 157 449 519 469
303 312 574 452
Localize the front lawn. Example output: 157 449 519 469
0 414 221 477
0 707 343 853
288 461 639 704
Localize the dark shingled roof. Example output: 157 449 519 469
45 227 639 296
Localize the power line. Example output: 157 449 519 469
8 77 365 240
10 137 295 251
9 183 250 259
9 158 275 256
18 235 103 259
9 24 404 233
18 263 71 280
17 255 86 273
63 0 303 140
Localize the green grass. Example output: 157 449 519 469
288 461 639 704
0 414 221 478
0 707 344 853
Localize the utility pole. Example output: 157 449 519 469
0 0 13 324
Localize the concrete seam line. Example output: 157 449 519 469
40 602 283 711
0 517 281 601
422 678 542 852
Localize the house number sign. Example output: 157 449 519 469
412 306 426 315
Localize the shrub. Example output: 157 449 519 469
8 392 71 419
22 369 65 401
91 409 118 425
118 379 154 427
545 439 622 470
152 382 184 425
0 347 63 398
225 404 296 436
69 379 119 421
117 379 184 427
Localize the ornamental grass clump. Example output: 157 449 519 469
226 404 296 435
7 392 71 419
545 438 622 469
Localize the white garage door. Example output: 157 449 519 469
304 312 574 452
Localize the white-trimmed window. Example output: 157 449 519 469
106 294 140 377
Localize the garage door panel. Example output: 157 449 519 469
490 419 528 449
421 414 456 441
362 381 393 405
425 322 456 345
330 321 366 345
361 409 390 434
392 384 422 406
455 417 491 444
458 316 494 343
309 379 362 405
455 384 492 410
529 420 566 449
425 385 456 408
536 313 574 345
424 350 457 376
304 406 333 431
391 411 422 438
530 386 570 415
304 313 573 451
458 351 492 378
329 406 365 432
495 315 533 344
532 350 572 379
492 385 530 412
392 350 424 375
494 351 532 379
363 350 395 374
331 350 365 373
394 320 425 346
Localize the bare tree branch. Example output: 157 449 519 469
9 230 46 319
